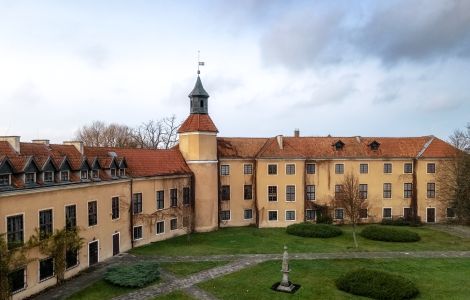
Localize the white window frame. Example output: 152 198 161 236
60 170 70 182
335 164 344 174
285 163 296 175
220 210 231 221
383 207 392 219
267 185 278 202
334 208 344 220
80 170 88 180
156 221 165 235
38 207 54 238
133 225 143 240
285 210 296 221
426 162 436 174
306 163 316 174
383 163 393 174
403 162 413 174
111 196 120 221
285 185 296 202
359 163 369 174
267 163 278 175
38 257 55 283
87 200 98 227
24 172 36 184
0 173 11 186
243 163 253 175
43 171 54 183
220 164 230 176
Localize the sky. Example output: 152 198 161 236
0 0 469 143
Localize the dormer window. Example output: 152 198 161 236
369 141 380 151
61 171 70 182
92 169 99 179
333 140 345 150
80 170 88 180
0 174 10 186
44 171 54 183
25 172 36 184
111 168 117 177
119 168 126 177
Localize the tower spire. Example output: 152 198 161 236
189 52 209 114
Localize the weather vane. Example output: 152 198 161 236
197 50 205 75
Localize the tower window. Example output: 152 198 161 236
200 100 204 108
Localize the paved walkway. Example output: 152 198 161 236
428 224 470 239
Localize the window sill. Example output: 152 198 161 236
66 263 80 271
39 275 55 283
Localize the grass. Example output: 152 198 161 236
151 290 195 299
198 258 470 299
130 225 470 256
66 279 138 300
160 261 228 277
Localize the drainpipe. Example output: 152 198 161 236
130 178 134 249
412 158 419 223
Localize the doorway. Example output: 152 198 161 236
112 232 120 256
89 240 99 266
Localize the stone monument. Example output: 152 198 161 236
271 245 300 293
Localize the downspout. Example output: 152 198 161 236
412 158 419 223
190 172 196 233
217 157 221 229
254 159 260 227
129 178 134 249
303 160 307 222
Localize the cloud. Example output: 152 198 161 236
79 44 109 68
374 77 403 103
293 77 357 108
10 81 42 104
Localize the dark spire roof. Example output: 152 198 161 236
188 76 209 98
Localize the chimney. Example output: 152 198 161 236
294 129 300 137
276 135 283 150
63 141 84 154
0 136 21 153
32 139 50 146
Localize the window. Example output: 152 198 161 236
8 267 26 293
268 211 278 221
133 193 143 213
335 164 344 174
446 208 456 218
404 183 413 198
268 186 277 201
220 165 230 176
286 164 295 175
285 210 296 221
220 210 230 221
39 257 54 281
244 164 253 175
335 184 343 198
111 168 117 177
80 170 88 180
244 185 253 200
359 208 368 219
334 141 345 150
156 221 165 234
335 208 344 220
306 209 316 221
44 171 54 183
65 205 77 230
112 197 120 220
133 226 143 240
369 141 380 150
306 163 316 174
286 185 295 201
427 163 436 173
61 171 69 182
39 209 53 239
427 183 436 198
383 208 392 219
183 187 191 205
383 183 392 198
244 209 253 220
88 201 97 226
306 185 315 201
0 174 10 186
156 191 164 210
92 169 99 179
359 184 368 199
384 163 392 174
170 218 177 230
404 163 413 173
221 185 230 201
66 248 78 269
25 172 35 184
268 164 277 175
359 164 368 174
7 215 23 249
170 189 178 207
119 168 126 177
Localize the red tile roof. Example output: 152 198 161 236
217 137 269 159
178 114 218 133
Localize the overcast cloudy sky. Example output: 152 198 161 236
1 0 469 143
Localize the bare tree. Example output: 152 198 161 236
161 115 180 149
75 121 135 147
133 120 164 149
334 173 369 248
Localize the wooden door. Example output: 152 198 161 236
112 233 120 256
427 208 436 223
89 241 99 266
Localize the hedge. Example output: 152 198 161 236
104 262 160 288
360 225 420 242
286 223 342 238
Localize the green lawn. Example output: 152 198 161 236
152 290 195 299
160 261 228 277
130 225 470 256
198 258 470 299
66 279 139 300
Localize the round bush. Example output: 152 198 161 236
286 223 342 238
104 262 160 288
336 268 419 300
360 225 420 242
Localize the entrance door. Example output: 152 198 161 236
427 208 436 223
112 233 120 256
403 207 412 221
89 240 99 266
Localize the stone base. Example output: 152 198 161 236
271 282 301 294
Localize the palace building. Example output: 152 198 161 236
0 75 458 299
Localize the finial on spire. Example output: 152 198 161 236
197 50 205 75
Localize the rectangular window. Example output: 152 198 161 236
335 208 344 220
220 210 230 221
404 183 413 198
221 185 230 201
66 248 78 269
119 168 126 177
268 164 277 175
133 226 143 240
335 184 343 198
306 185 315 201
112 197 120 220
61 171 69 182
220 164 230 176
132 193 143 213
244 209 253 220
44 171 54 183
306 209 316 221
39 209 53 239
244 164 253 175
8 268 26 293
39 257 54 281
0 174 10 186
427 183 436 198
170 218 177 230
92 169 99 179
268 210 278 221
7 215 23 249
25 172 35 184
404 163 413 173
383 208 392 219
183 187 191 205
383 183 392 199
286 164 295 175
384 163 392 174
306 163 316 174
156 191 164 210
335 164 344 174
268 186 278 201
80 170 88 180
286 185 295 201
88 201 97 226
359 164 368 174
111 168 117 177
427 163 436 173
446 208 456 218
359 184 368 199
156 221 165 234
65 205 77 230
403 207 412 221
244 185 253 200
359 208 368 219
285 210 296 221
170 188 178 207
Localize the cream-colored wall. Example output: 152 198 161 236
179 133 218 161
416 159 447 223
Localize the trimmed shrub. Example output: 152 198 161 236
381 217 411 226
316 214 333 224
286 223 342 238
336 268 419 300
360 225 420 242
104 262 160 288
